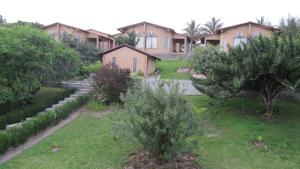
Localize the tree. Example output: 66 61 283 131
192 35 300 118
122 82 198 161
183 20 202 52
115 31 139 46
256 16 271 26
61 33 102 64
0 15 6 24
201 17 223 35
0 25 80 106
279 15 300 36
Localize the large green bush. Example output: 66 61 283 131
0 24 80 106
122 82 198 161
192 35 300 117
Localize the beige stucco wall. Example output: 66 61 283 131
147 57 157 74
121 23 176 54
102 47 157 75
220 24 275 48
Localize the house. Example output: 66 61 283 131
115 21 191 59
99 44 161 75
201 22 279 51
43 22 115 51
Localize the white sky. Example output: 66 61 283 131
1 0 299 34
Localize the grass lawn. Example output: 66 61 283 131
157 60 192 80
1 96 300 168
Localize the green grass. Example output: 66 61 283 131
157 60 192 80
2 96 300 168
1 113 139 169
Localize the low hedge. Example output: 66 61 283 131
0 88 75 130
0 95 88 154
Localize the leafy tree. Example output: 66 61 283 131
93 63 131 104
201 17 223 35
61 33 102 64
115 31 139 46
0 25 80 106
256 16 271 26
192 35 300 118
0 15 6 24
122 82 198 161
279 15 300 36
183 20 202 51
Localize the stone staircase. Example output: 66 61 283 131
6 79 93 129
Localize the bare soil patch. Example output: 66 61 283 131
124 150 201 169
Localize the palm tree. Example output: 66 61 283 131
0 15 6 24
183 20 202 52
201 17 223 35
256 16 271 25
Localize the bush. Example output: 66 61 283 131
122 82 199 161
0 95 88 154
93 64 132 104
80 61 102 75
0 88 74 129
87 101 105 111
0 24 80 106
136 70 144 77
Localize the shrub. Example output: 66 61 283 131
87 101 105 111
80 61 102 75
136 70 144 77
122 82 199 161
0 95 88 154
93 64 132 104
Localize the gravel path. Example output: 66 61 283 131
0 108 84 164
145 76 201 95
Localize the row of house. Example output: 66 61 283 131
43 21 279 76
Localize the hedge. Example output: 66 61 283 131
0 95 88 154
0 88 75 130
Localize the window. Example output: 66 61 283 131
49 31 55 37
163 36 169 49
135 36 145 48
133 57 137 72
112 57 116 65
146 36 158 48
233 37 247 47
252 32 260 37
221 39 227 51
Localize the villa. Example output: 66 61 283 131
115 21 191 59
201 21 280 51
43 22 115 51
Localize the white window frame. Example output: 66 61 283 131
146 36 158 49
135 36 145 48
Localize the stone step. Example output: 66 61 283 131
51 104 63 109
6 122 22 129
64 97 77 101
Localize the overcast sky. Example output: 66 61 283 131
1 0 299 34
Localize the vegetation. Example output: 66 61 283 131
2 95 300 168
201 17 223 35
93 64 132 104
61 33 102 64
122 83 198 161
279 15 300 36
256 16 271 25
157 60 192 80
183 20 202 51
0 87 74 129
0 95 88 154
114 31 139 46
87 101 105 111
0 15 6 24
0 24 80 107
80 61 102 75
192 35 300 117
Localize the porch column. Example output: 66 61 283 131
184 37 187 54
96 36 99 49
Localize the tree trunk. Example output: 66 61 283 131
264 97 273 118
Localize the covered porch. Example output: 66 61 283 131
172 34 190 53
201 34 220 46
